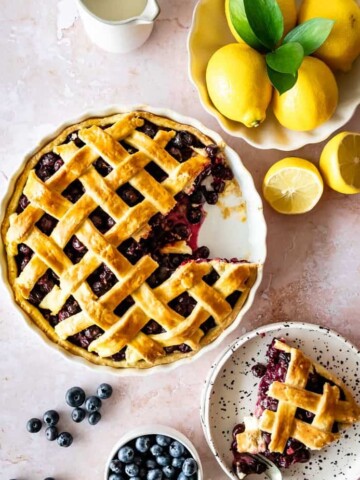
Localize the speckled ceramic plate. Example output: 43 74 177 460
201 322 360 480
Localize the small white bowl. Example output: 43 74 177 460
104 424 204 479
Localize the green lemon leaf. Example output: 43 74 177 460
266 42 304 74
283 18 335 56
267 66 298 95
243 0 284 51
229 0 265 50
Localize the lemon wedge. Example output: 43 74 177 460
320 132 360 194
263 158 324 214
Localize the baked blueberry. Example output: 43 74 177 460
97 383 113 400
147 469 163 480
157 455 171 467
135 435 151 453
182 458 198 476
88 411 101 425
156 435 171 447
57 431 73 447
71 407 86 423
26 418 42 433
45 426 58 441
150 444 163 457
118 445 135 464
43 410 60 427
125 463 140 477
85 395 102 412
65 386 85 407
169 441 185 458
171 457 185 469
163 466 176 478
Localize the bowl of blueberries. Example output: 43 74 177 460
105 425 203 480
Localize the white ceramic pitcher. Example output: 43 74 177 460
76 0 161 53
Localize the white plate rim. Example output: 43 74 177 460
0 103 267 377
200 321 360 480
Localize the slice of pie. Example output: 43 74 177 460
2 111 258 369
232 338 360 476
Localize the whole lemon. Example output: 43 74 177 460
299 0 360 72
206 43 273 127
272 57 338 131
225 0 297 44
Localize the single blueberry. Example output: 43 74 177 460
97 383 113 400
182 458 198 477
109 459 124 474
26 418 42 433
88 411 101 425
147 469 163 480
156 435 171 447
172 458 185 469
169 441 185 458
125 463 140 477
118 445 135 464
163 465 176 478
109 475 125 480
157 455 171 467
65 386 85 407
177 474 187 480
71 407 86 423
135 436 151 453
43 410 59 427
85 395 102 413
150 444 163 457
45 426 58 441
146 459 157 469
57 431 73 447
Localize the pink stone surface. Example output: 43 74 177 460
0 1 359 479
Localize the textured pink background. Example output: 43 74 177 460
0 1 359 479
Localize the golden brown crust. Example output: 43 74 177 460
2 111 258 369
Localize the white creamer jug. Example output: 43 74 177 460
76 0 160 53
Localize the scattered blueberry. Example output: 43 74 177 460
65 386 85 407
26 418 42 433
43 410 60 427
118 445 135 464
57 431 73 447
45 426 58 441
88 411 102 425
135 435 151 453
85 395 102 412
125 463 140 477
150 444 163 457
146 459 157 469
157 454 171 467
163 465 176 478
171 458 185 469
147 469 163 480
156 435 171 447
182 458 198 476
72 407 86 423
109 459 124 474
169 441 185 458
97 383 113 400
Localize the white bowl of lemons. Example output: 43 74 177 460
188 0 360 151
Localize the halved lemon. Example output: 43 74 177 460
263 158 324 214
320 132 360 194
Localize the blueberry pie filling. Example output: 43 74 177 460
2 111 258 368
232 338 360 476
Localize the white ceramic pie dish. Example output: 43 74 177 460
200 321 360 480
104 424 204 480
0 104 267 376
187 0 360 151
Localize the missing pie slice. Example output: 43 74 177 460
2 111 258 369
232 338 360 476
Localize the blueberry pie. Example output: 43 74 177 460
232 339 360 476
2 111 257 368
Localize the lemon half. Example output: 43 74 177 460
263 158 324 214
320 132 360 194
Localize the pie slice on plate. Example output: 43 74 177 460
232 338 360 476
2 110 258 369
